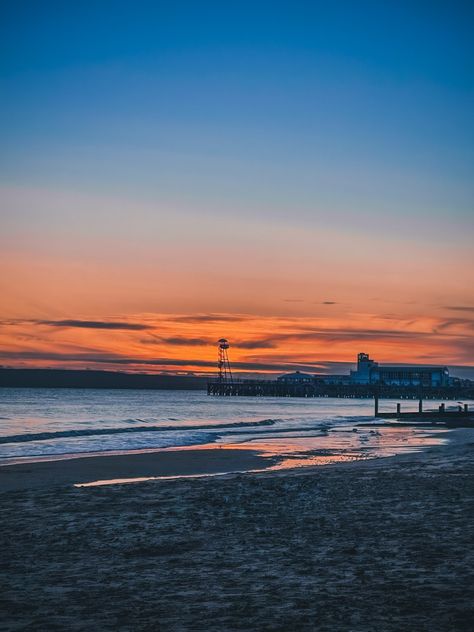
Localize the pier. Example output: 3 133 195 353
207 341 474 427
208 379 474 426
207 379 474 400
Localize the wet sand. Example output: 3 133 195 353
2 430 474 631
0 448 277 492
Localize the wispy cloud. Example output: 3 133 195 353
142 336 277 349
233 340 278 349
173 314 248 323
0 350 330 373
436 318 474 332
445 306 474 313
159 337 210 346
2 310 473 375
4 349 472 378
36 320 153 331
233 328 438 348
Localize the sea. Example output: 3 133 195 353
1 388 467 468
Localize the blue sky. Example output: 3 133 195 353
2 2 473 225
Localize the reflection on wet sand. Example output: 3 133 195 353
74 424 449 487
75 473 216 488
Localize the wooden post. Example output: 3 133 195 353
397 403 401 414
418 398 423 414
374 394 379 416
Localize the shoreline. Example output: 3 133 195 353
0 447 279 492
0 426 469 492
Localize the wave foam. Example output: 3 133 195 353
0 418 280 445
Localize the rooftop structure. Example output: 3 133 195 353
277 370 314 383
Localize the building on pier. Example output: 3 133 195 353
277 353 450 388
277 370 314 384
316 374 352 385
350 353 449 387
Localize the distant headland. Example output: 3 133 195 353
0 368 206 390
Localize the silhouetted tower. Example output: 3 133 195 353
217 338 233 383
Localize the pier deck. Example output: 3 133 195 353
207 380 474 400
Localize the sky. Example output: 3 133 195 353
1 1 473 377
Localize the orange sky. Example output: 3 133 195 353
1 309 473 377
1 186 473 377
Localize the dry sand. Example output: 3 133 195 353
1 430 474 631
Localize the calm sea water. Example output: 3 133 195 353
0 388 466 466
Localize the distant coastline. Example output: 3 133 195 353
0 368 207 390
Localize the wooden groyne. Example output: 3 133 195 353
360 408 473 428
372 399 473 426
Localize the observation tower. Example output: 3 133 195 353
217 338 233 384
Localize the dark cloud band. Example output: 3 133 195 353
37 320 153 331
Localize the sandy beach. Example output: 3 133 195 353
2 429 474 631
0 447 278 492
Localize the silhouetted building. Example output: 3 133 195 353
277 370 314 383
275 354 450 387
350 353 449 387
317 374 352 385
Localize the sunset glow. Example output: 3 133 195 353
1 3 473 377
1 308 473 376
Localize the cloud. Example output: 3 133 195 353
233 340 278 349
3 349 474 378
173 314 248 323
160 337 211 346
141 336 219 346
141 337 278 350
231 328 437 349
445 306 474 313
145 337 277 350
322 301 337 305
0 350 346 373
36 320 153 331
435 318 474 332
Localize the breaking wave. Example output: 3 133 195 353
0 418 282 446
